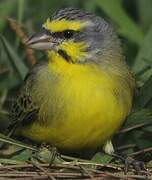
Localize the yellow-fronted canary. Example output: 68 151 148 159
11 8 135 154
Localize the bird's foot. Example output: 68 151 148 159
124 156 147 175
39 142 61 164
112 153 147 175
31 143 61 164
103 141 148 175
39 142 57 153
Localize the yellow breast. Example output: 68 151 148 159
20 55 134 151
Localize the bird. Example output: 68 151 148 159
11 8 135 155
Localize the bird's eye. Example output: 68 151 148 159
63 30 74 39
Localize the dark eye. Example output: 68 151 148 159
63 30 74 39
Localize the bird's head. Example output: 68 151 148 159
27 8 121 64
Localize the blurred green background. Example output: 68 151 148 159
0 0 152 163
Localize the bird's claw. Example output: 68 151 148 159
28 143 61 164
39 143 60 164
124 156 147 174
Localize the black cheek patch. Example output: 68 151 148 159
58 49 72 62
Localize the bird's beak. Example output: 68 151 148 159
26 31 56 50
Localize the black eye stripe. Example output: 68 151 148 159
52 31 64 38
43 28 78 39
58 49 71 62
52 30 75 39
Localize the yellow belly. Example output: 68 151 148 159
20 62 133 151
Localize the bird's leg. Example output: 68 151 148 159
38 142 61 164
103 140 147 174
29 143 61 164
124 156 147 174
103 140 114 155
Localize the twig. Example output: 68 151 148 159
0 172 79 178
116 144 136 151
0 162 151 179
0 172 98 178
118 122 152 134
129 147 152 157
79 165 95 179
63 161 122 170
105 172 151 180
31 161 56 180
0 163 98 174
7 17 37 66
0 171 151 179
60 153 89 162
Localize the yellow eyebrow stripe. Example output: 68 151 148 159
43 18 90 32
